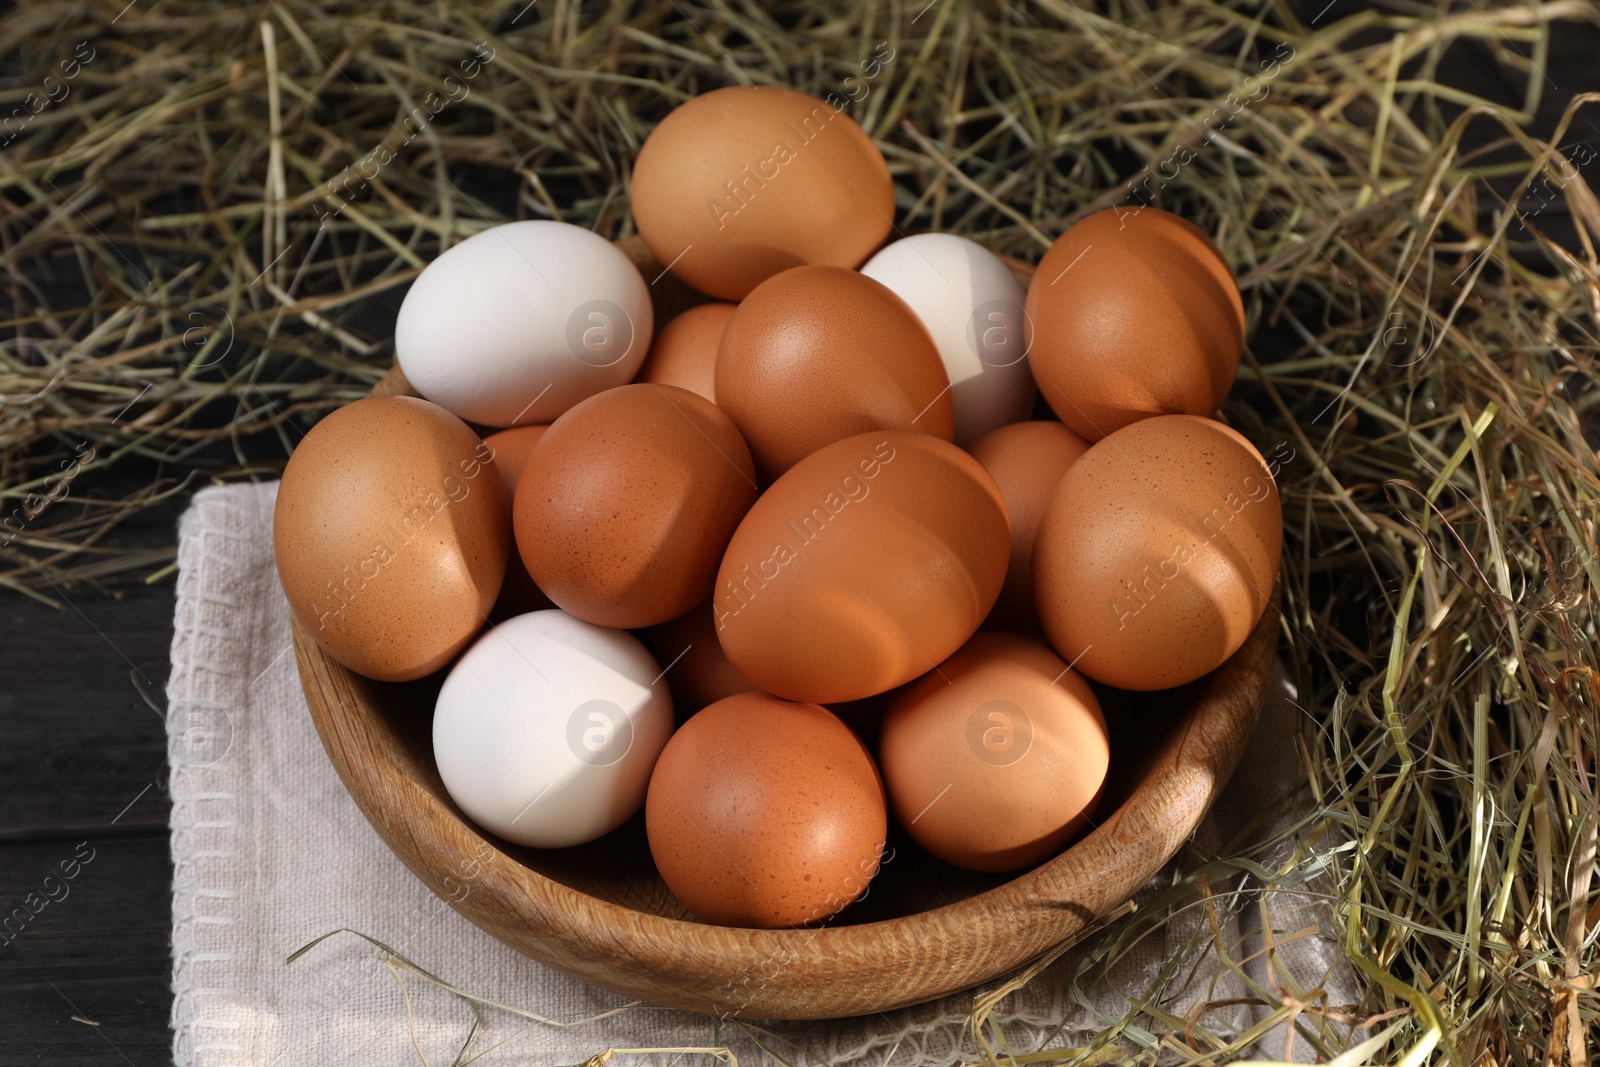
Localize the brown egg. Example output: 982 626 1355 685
1033 415 1281 690
482 424 548 502
645 693 887 927
716 266 953 480
639 597 757 719
635 303 736 403
715 430 1008 704
880 631 1109 872
481 425 554 619
1026 207 1244 441
967 420 1091 631
631 86 894 300
273 396 509 681
514 383 757 629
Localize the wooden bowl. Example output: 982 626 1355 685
292 237 1278 1020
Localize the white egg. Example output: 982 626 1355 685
396 221 653 427
861 233 1036 445
432 609 673 848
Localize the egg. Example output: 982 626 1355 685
645 693 887 927
716 266 953 480
1033 415 1281 690
860 234 1036 445
482 424 549 501
481 425 554 618
396 220 653 427
514 383 758 629
272 396 508 681
631 86 894 300
432 610 674 848
1025 207 1244 440
714 430 1009 704
639 597 758 719
967 420 1091 631
635 302 736 403
879 631 1109 871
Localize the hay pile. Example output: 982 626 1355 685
3 0 1595 1061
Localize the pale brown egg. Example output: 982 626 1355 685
645 693 887 927
1033 415 1281 690
1026 207 1244 441
714 430 1009 704
514 383 757 629
481 425 553 619
631 86 894 300
273 396 509 681
635 303 736 403
716 266 953 480
967 420 1091 631
482 424 548 502
879 631 1109 872
640 596 757 720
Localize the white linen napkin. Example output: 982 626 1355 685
167 481 1359 1066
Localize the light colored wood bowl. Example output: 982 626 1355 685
292 236 1278 1020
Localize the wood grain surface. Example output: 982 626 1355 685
0 495 180 1065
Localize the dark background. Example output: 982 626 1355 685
3 4 1598 1063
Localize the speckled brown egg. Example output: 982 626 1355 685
481 425 553 619
646 693 887 927
880 631 1109 872
1026 208 1244 441
631 86 894 300
639 596 757 719
716 266 953 480
967 420 1091 631
514 383 757 628
715 430 1009 704
273 395 509 681
1033 415 1281 690
635 303 736 403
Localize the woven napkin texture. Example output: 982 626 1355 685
168 481 1359 1066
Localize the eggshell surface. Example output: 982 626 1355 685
482 424 554 618
635 302 735 403
515 383 757 629
640 598 757 719
1026 208 1243 440
631 86 894 300
483 424 549 502
272 395 508 681
1033 414 1281 690
880 631 1109 871
861 234 1036 445
396 221 653 427
432 610 673 848
714 430 1009 704
716 266 953 480
967 420 1090 631
645 693 887 927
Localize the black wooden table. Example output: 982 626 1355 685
2 494 186 1063
2 13 1596 1065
